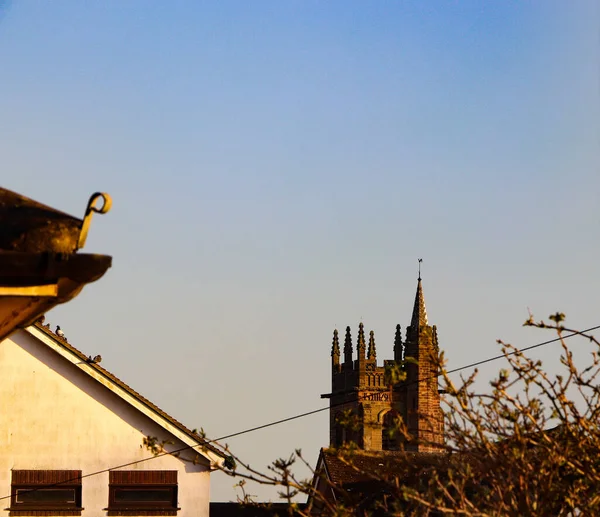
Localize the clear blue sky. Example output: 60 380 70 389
1 0 599 502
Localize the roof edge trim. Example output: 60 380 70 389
24 325 225 466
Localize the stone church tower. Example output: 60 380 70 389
322 276 443 452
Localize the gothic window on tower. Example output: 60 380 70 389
333 414 344 448
333 409 363 448
382 411 401 451
355 406 364 448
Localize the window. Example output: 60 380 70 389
108 471 178 516
382 412 401 451
10 470 82 516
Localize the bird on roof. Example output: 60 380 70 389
55 325 66 341
87 355 102 364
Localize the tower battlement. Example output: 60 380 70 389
330 324 390 391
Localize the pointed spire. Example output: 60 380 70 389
394 324 403 362
357 322 366 359
410 278 428 329
344 326 353 364
331 329 340 364
432 325 439 351
367 330 376 360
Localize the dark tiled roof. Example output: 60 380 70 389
0 187 81 253
210 503 306 517
321 448 448 487
314 449 452 516
30 322 224 460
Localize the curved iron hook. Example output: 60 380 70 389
77 192 112 250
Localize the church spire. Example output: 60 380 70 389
394 324 403 362
357 322 366 359
367 330 376 360
410 277 428 329
331 329 340 366
343 326 353 364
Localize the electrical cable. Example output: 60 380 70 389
1 323 598 503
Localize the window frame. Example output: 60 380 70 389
10 470 82 515
107 471 179 516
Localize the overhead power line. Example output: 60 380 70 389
217 323 600 441
1 323 598 503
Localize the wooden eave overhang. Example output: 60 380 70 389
0 188 112 340
0 251 112 339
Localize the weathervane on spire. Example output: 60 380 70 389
418 258 423 281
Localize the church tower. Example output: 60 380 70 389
322 274 444 452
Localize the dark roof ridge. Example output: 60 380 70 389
323 447 443 457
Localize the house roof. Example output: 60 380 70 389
25 322 226 464
210 502 307 517
319 448 449 487
0 186 81 254
311 448 453 513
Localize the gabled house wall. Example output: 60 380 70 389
0 329 212 517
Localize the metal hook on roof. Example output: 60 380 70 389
77 192 112 250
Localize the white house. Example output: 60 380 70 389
0 322 224 517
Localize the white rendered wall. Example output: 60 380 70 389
0 330 211 517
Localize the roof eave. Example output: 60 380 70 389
0 252 112 341
0 188 113 340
